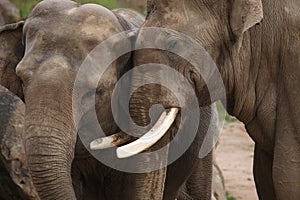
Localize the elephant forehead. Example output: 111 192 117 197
28 0 121 28
24 0 123 43
22 1 126 56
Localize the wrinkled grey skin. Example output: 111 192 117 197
0 85 39 200
134 0 300 200
0 0 149 199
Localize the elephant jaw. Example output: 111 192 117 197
90 107 179 158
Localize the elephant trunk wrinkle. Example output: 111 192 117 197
127 90 170 199
25 109 77 200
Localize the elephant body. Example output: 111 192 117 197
134 0 300 200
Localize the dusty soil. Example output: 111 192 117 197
216 121 258 200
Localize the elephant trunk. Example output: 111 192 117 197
123 82 173 199
24 87 76 199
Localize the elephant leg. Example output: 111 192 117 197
184 151 213 200
72 175 83 200
273 129 300 200
71 161 83 200
253 145 276 200
72 157 107 200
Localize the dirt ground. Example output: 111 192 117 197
216 121 259 200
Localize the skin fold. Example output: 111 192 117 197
134 0 300 199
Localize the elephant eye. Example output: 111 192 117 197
166 39 178 51
85 90 95 98
166 36 184 53
81 89 96 105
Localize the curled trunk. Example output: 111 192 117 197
120 83 171 199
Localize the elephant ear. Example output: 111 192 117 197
0 85 39 199
230 0 263 38
0 21 24 101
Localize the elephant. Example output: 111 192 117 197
0 0 147 199
0 85 38 199
0 0 218 199
0 0 20 25
129 0 300 200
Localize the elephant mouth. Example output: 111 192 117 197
90 107 179 158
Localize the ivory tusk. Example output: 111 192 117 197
90 132 133 150
116 107 179 159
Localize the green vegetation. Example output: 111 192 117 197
11 0 39 18
11 0 119 18
216 101 237 123
74 0 118 9
226 192 237 200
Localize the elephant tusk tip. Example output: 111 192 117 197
89 132 133 150
116 148 135 159
90 138 104 150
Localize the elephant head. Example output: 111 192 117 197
125 0 264 157
133 0 263 112
0 0 144 199
100 0 263 165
